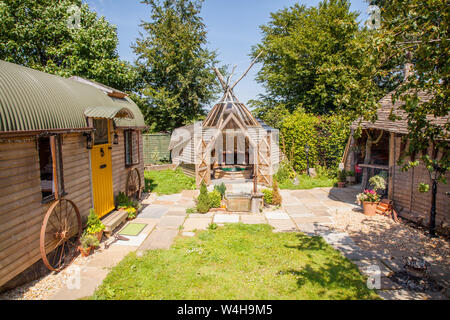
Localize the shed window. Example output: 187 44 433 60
125 130 140 166
93 119 109 145
39 135 64 202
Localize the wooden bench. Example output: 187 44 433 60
101 210 128 236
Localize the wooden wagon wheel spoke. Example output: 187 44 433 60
40 199 82 272
126 168 142 200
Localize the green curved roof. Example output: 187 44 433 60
0 60 146 132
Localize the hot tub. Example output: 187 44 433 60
213 166 252 179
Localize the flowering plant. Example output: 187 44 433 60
356 189 380 204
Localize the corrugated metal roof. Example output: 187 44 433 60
84 106 134 119
0 60 146 132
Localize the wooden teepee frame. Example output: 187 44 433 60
195 52 273 187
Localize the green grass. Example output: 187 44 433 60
144 168 196 195
279 174 337 190
91 224 378 300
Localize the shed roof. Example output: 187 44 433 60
351 90 449 135
0 60 145 132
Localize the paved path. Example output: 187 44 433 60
49 183 446 300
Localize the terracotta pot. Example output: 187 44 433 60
337 181 346 188
362 201 379 216
78 246 91 257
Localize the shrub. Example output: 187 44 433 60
214 183 226 199
116 192 133 208
196 182 211 213
208 223 218 230
186 207 196 214
338 170 347 182
262 188 273 205
369 173 387 191
80 233 99 249
209 190 222 208
272 178 282 205
86 209 105 234
275 159 295 184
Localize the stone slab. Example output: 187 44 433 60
189 212 214 218
214 214 239 223
292 216 334 225
181 232 196 237
296 223 316 236
157 194 182 201
183 217 212 232
157 215 186 229
139 206 169 219
283 204 309 215
268 219 298 232
138 228 179 251
181 190 200 198
240 215 266 225
264 211 290 220
113 233 148 247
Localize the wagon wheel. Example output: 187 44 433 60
40 199 82 272
126 168 142 200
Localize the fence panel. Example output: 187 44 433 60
142 133 171 165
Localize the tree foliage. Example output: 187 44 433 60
133 0 221 132
0 0 137 92
373 0 449 182
251 0 384 120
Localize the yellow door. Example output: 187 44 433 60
91 119 114 218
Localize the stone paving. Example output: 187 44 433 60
49 183 447 300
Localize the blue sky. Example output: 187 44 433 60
84 0 370 106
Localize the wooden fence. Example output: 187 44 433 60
142 133 171 165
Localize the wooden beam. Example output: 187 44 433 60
388 132 395 200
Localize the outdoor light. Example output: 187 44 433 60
305 143 310 176
113 132 119 145
84 132 93 149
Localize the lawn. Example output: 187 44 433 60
144 168 196 195
92 224 378 300
279 174 337 190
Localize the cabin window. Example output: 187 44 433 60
125 130 140 166
38 135 64 202
93 119 109 145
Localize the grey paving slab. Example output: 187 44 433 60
240 215 266 224
290 213 315 218
264 211 290 220
157 215 186 229
214 214 239 223
267 219 298 232
139 206 169 219
292 216 334 225
181 232 196 237
296 223 316 235
157 194 182 201
165 210 188 216
183 217 212 231
138 228 179 251
189 212 214 218
283 204 310 215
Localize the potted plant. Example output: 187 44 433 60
78 234 99 257
125 206 137 220
337 170 347 188
86 208 105 241
356 189 380 216
346 170 356 184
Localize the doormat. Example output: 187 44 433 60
119 223 147 236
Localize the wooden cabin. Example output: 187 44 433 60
343 90 449 235
0 60 146 289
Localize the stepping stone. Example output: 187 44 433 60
157 215 186 229
152 200 175 206
189 212 214 218
181 232 196 237
157 194 182 201
290 213 315 218
264 211 290 220
183 217 212 231
240 215 266 224
139 206 169 219
268 219 298 232
214 214 239 223
165 206 188 216
321 232 355 246
283 204 309 215
138 228 179 251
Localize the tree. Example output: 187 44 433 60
372 0 449 236
133 0 221 132
251 0 383 120
0 0 137 92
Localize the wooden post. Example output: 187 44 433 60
388 132 395 200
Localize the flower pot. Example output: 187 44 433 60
337 181 346 188
78 246 91 257
362 201 379 216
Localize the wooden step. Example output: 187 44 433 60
101 210 128 235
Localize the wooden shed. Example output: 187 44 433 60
343 89 449 235
0 60 146 288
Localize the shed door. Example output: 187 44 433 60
91 119 114 218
